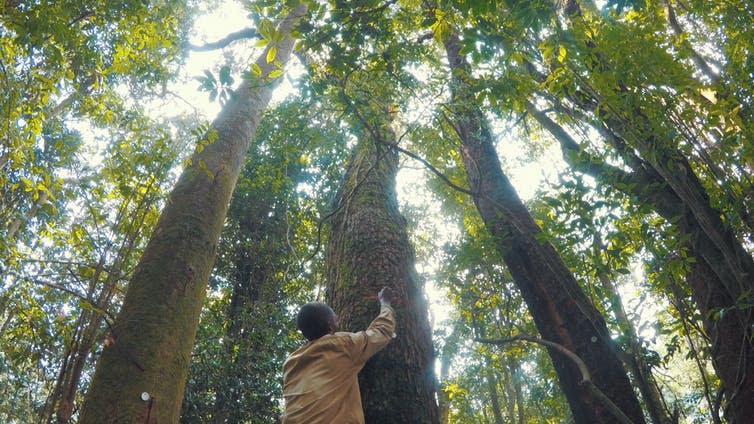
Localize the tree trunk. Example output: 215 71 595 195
499 365 516 422
210 200 290 423
77 5 307 423
437 353 452 424
591 235 672 424
484 368 504 424
437 322 459 424
598 272 671 424
325 125 439 423
529 100 754 422
545 8 754 418
508 361 526 424
442 32 645 424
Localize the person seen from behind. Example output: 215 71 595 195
281 287 397 424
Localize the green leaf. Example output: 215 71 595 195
266 46 277 63
251 63 262 77
219 65 233 85
258 19 274 40
557 45 567 63
268 69 283 79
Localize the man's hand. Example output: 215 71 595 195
378 287 395 306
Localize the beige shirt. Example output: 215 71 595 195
281 304 396 424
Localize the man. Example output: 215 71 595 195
281 287 396 424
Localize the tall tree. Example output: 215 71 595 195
181 98 350 423
78 4 307 422
516 2 754 419
436 25 646 423
324 67 439 422
43 113 181 424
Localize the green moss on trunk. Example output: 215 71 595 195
78 5 307 422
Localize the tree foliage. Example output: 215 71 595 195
2 0 752 423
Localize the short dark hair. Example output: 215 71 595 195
296 302 334 341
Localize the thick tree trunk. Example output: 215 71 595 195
547 8 754 418
442 33 645 424
530 100 754 422
325 127 439 423
77 5 307 423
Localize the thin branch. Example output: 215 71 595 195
663 0 720 83
477 335 636 424
187 28 259 52
376 138 472 195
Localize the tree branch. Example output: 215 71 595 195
477 334 636 424
663 0 720 83
187 28 259 52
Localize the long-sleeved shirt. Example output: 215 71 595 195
281 304 396 424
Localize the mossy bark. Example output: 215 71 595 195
325 129 439 423
443 33 646 424
78 5 307 423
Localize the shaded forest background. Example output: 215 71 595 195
1 0 753 423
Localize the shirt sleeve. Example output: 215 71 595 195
346 304 396 365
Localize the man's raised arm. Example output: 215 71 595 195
348 287 397 364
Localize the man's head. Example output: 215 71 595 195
296 302 338 341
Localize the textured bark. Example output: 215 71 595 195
442 33 645 424
325 130 439 423
77 5 307 423
530 97 754 422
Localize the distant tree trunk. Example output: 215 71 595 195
78 5 307 423
668 273 722 424
475 318 504 424
437 322 459 424
325 122 439 423
211 280 280 424
442 32 645 424
591 235 672 424
484 368 504 424
209 159 298 423
437 354 452 424
507 361 526 424
598 270 671 424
